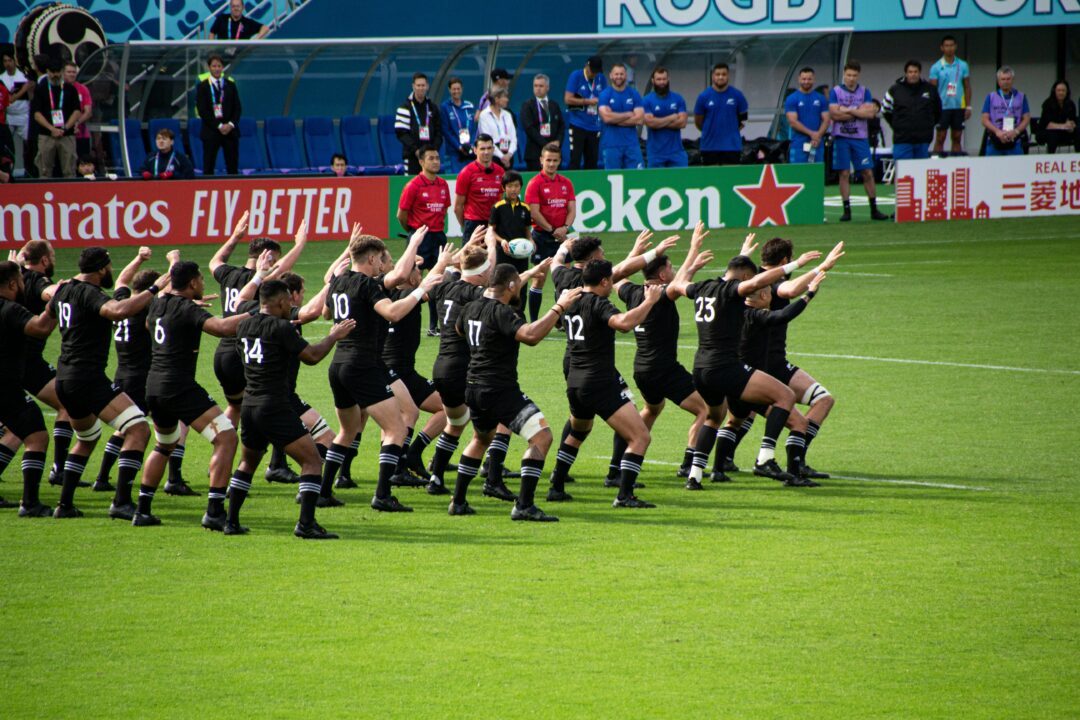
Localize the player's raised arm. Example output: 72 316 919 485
516 286 582 345
609 283 663 332
738 251 820 297
777 242 843 298
613 234 677 282
116 246 152 290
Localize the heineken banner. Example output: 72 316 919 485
389 163 824 238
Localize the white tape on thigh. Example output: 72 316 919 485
154 425 181 445
801 383 831 406
200 414 235 442
108 405 147 434
75 420 103 442
448 408 471 427
309 415 329 438
519 411 546 442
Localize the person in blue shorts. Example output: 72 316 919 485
929 35 972 155
598 63 644 170
643 66 688 168
828 60 889 222
784 67 829 164
882 61 941 160
980 66 1031 157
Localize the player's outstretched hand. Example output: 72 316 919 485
166 249 181 267
809 271 827 292
557 286 583 308
632 229 654 256
295 218 308 245
350 222 364 243
420 272 444 291
691 221 709 248
820 241 845 271
410 224 429 246
533 257 553 275
469 224 487 246
657 235 679 255
256 248 275 273
796 250 822 267
692 250 714 271
231 210 249 241
329 318 357 340
741 232 758 257
643 283 665 303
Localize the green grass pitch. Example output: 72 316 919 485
2 207 1078 717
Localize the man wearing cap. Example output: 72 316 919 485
477 68 512 120
564 56 607 170
395 72 443 176
521 74 564 171
49 247 172 519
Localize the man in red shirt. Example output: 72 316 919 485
397 144 450 334
524 142 576 321
454 134 504 241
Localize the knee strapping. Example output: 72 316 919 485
568 427 590 442
154 425 181 445
800 383 831 406
75 420 103 442
200 415 235 442
108 406 148 435
448 409 471 427
309 416 329 439
519 412 546 442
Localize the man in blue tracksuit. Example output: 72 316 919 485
643 66 688 168
694 62 748 166
563 55 607 170
597 63 644 170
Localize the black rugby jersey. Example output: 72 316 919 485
458 296 525 389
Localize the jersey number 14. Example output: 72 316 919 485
241 337 264 364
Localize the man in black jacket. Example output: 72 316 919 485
520 74 564 171
394 72 442 175
882 60 941 160
195 54 241 175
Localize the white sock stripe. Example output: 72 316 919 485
325 451 346 463
760 439 777 449
207 490 227 499
417 432 432 443
349 440 361 450
22 460 46 470
171 446 185 458
117 459 143 468
806 427 819 438
457 465 480 478
63 460 86 473
785 437 806 446
53 428 74 438
139 489 155 498
298 482 321 494
740 419 754 431
229 478 252 492
378 454 398 464
436 441 459 452
519 467 542 478
717 429 737 441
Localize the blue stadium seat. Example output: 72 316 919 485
340 115 381 166
123 118 147 175
303 116 339 168
265 116 306 171
187 117 227 174
377 114 403 166
237 117 265 172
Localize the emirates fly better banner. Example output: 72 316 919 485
0 175 391 248
389 163 824 237
894 154 1080 223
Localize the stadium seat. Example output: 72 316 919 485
377 115 403 167
187 117 227 175
303 116 340 168
237 117 266 172
340 115 382 166
123 118 147 175
265 116 306 171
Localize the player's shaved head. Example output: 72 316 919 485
489 263 520 291
259 279 290 304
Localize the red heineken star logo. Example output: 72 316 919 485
734 165 804 226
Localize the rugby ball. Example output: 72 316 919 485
507 238 535 260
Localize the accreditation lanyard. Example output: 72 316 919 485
537 99 551 136
210 79 225 119
49 82 65 126
999 90 1016 131
229 18 243 39
412 100 430 140
154 152 175 176
450 103 470 145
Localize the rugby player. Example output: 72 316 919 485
228 280 355 538
50 247 172 519
547 259 664 508
0 260 58 516
450 263 582 519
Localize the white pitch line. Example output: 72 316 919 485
825 271 894 277
591 457 990 491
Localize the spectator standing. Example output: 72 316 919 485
694 62 748 165
642 66 688 168
829 61 888 222
1036 81 1078 154
30 58 79 178
140 127 194 180
476 68 512 119
196 54 241 175
598 62 644 170
520 74 563 171
454 134 505 241
63 62 92 159
477 88 516 170
929 35 971 155
440 76 475 173
0 80 10 167
784 66 829 164
395 72 442 176
524 143 575 321
564 56 607 170
980 66 1030 157
2 48 30 174
208 0 269 40
882 60 941 160
397 145 450 335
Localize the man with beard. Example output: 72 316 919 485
643 66 689 168
50 247 171 518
